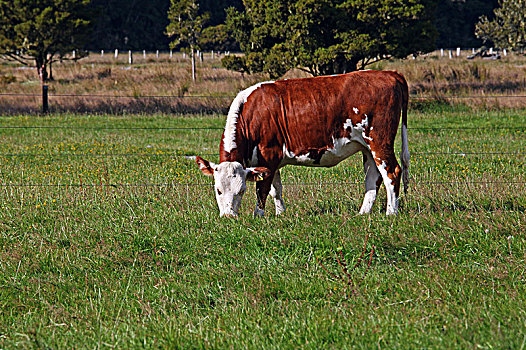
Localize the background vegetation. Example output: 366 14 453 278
1 50 525 114
0 0 517 81
85 0 501 51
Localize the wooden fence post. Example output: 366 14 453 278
42 84 49 114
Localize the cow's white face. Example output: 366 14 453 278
195 157 271 217
212 161 247 217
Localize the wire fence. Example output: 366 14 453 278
0 93 233 99
0 92 524 189
2 92 526 100
0 151 523 158
0 125 525 131
0 180 524 188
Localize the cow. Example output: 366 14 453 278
196 70 409 217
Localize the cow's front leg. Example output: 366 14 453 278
254 175 273 217
269 170 286 215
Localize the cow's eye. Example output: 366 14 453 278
216 188 222 195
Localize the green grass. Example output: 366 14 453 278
0 108 525 348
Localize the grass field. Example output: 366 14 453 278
0 104 525 348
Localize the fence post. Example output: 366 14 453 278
42 84 49 114
128 50 133 65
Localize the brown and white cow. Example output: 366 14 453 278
196 70 409 217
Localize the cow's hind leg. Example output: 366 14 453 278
269 170 286 215
359 152 382 214
374 152 402 215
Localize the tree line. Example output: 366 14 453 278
0 0 524 81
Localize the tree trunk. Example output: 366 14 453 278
36 55 49 81
49 60 54 81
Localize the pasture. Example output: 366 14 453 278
0 107 525 348
0 53 525 348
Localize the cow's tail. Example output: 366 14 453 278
399 74 410 194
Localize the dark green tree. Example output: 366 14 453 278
475 0 526 51
166 0 210 80
87 0 171 51
224 0 437 78
86 0 241 51
434 0 498 48
199 0 243 26
199 24 239 51
0 0 92 81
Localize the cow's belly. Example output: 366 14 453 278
280 137 366 168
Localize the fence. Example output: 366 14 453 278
0 90 235 114
0 124 524 188
0 91 524 189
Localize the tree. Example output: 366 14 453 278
199 24 239 52
0 0 92 81
475 0 526 51
199 0 243 27
85 0 240 51
223 0 437 78
434 0 498 48
166 0 210 81
87 0 171 51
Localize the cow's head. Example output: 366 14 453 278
196 156 271 217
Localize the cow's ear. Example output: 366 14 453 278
196 156 216 176
245 167 272 182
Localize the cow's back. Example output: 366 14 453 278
240 71 406 164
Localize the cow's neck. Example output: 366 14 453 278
220 115 249 166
